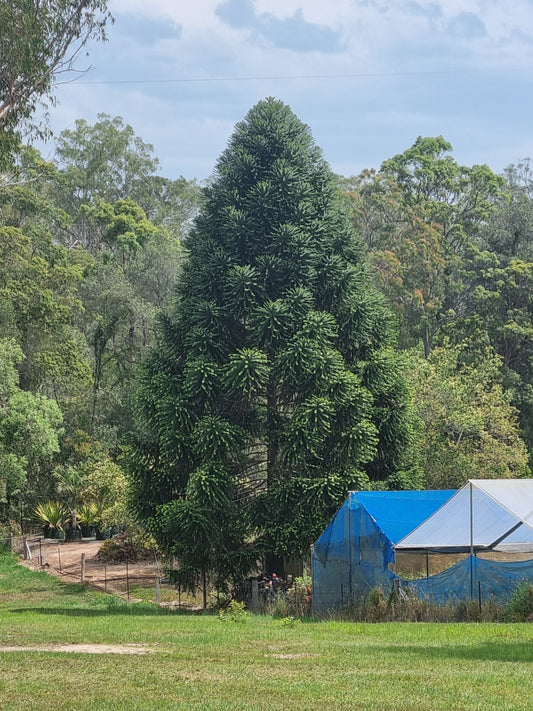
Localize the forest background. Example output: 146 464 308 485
0 1 532 587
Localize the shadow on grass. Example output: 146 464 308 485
8 602 204 617
373 641 533 663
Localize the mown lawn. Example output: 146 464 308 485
0 551 532 710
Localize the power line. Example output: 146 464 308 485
58 67 532 86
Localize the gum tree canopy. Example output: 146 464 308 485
128 99 417 585
0 0 111 169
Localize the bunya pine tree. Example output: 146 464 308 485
127 99 419 590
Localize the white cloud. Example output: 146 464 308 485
104 0 533 76
36 0 533 181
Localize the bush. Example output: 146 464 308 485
505 581 533 622
274 616 302 628
96 531 158 564
219 600 249 622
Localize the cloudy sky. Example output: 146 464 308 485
43 0 533 181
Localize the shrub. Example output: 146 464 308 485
34 501 67 531
77 503 99 526
219 600 249 622
505 581 533 622
274 616 302 628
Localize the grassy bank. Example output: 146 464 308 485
1 552 532 710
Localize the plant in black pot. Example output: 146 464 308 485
34 501 66 539
54 465 87 540
77 503 99 539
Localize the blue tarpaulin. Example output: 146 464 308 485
404 556 533 605
312 490 453 611
312 482 533 612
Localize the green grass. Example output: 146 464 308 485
1 551 533 710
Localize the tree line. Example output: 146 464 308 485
0 1 531 593
1 102 531 580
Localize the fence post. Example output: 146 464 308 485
126 560 130 601
81 553 86 583
8 533 13 551
156 578 161 605
250 578 259 611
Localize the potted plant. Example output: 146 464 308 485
77 503 99 539
34 501 66 539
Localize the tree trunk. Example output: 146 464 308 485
266 388 278 488
422 325 431 359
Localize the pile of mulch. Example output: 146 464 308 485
96 536 156 564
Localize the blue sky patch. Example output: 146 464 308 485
447 12 486 40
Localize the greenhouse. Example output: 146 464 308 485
312 480 533 612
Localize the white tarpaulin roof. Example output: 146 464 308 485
395 479 533 551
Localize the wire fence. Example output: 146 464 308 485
1 535 313 613
1 534 166 602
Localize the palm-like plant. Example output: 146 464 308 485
77 502 99 535
54 466 87 531
34 501 67 533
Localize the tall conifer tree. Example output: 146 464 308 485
128 99 418 586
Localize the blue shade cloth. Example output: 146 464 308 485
404 556 533 605
312 490 454 612
312 483 533 612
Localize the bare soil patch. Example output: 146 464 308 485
19 537 164 599
0 643 154 654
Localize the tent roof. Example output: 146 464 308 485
396 479 533 551
346 489 455 544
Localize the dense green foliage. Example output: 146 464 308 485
406 345 529 487
127 99 420 586
0 8 531 578
0 114 198 530
348 138 533 473
0 0 112 170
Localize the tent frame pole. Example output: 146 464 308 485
470 482 474 598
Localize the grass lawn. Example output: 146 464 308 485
1 551 532 710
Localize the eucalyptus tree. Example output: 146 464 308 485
351 137 505 357
128 99 418 587
439 164 533 465
0 339 63 528
0 0 111 170
76 199 177 449
54 114 201 250
405 344 530 488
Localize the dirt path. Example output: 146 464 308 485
20 537 164 598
